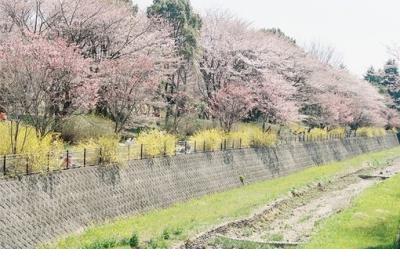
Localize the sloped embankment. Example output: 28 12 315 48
185 159 400 249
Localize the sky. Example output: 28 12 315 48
134 0 400 77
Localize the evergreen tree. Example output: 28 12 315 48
263 28 296 44
364 66 380 84
382 59 399 92
383 60 400 110
365 60 400 111
147 0 202 60
147 0 202 132
364 66 385 93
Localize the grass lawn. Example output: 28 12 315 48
305 173 400 249
52 147 400 249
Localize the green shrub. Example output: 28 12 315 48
162 229 170 240
172 227 183 236
60 115 115 143
136 130 177 157
147 238 168 249
129 233 140 249
84 238 118 249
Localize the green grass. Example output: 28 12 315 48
51 147 400 249
305 173 400 249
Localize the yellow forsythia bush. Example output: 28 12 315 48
291 125 346 140
190 129 225 151
356 127 386 138
191 124 278 150
227 130 252 148
250 128 278 147
306 128 328 140
74 135 121 164
136 130 177 157
0 122 64 173
234 124 278 147
229 124 269 148
328 127 346 139
289 123 308 135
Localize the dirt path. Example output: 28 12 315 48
185 158 400 249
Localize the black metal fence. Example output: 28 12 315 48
0 133 384 177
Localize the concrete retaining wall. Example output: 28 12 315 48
0 135 398 248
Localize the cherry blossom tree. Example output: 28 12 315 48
0 0 170 61
305 41 345 68
383 108 400 129
305 64 387 128
316 92 355 127
209 83 256 132
0 34 97 139
98 56 161 133
200 11 301 128
255 72 299 129
1 2 395 134
199 11 260 98
0 0 180 132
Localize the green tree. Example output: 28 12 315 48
365 60 400 110
383 60 400 110
382 60 399 92
147 0 202 133
364 66 385 92
148 0 201 60
263 28 296 44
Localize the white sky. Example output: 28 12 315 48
134 0 400 77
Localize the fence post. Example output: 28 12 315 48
184 141 187 154
239 138 242 149
224 139 227 150
98 148 102 165
66 150 70 169
47 152 50 172
140 144 144 160
164 142 167 157
3 155 6 176
127 145 130 161
26 156 29 175
83 149 87 167
203 141 206 152
194 141 197 153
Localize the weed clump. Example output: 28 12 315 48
129 233 140 249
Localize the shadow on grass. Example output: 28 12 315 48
342 221 400 249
